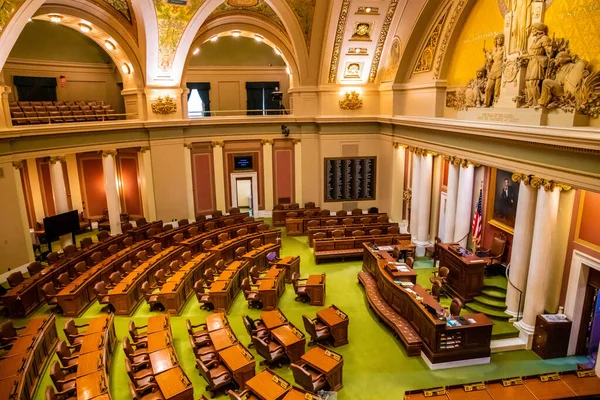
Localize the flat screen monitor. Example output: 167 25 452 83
43 210 80 239
234 155 253 170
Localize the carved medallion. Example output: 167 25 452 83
227 0 258 6
350 22 373 41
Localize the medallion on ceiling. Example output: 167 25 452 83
227 0 259 6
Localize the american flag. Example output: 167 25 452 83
472 188 483 246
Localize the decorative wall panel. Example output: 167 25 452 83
77 154 107 219
191 147 216 214
207 0 286 33
117 153 142 217
273 140 294 204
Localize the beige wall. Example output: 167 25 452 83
185 66 290 115
0 162 33 274
3 58 125 114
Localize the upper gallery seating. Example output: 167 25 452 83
9 100 118 125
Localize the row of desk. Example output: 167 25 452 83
259 310 307 363
307 222 401 246
205 230 280 265
71 315 116 400
405 372 600 400
180 221 262 255
2 233 128 318
56 240 154 316
286 213 389 235
362 244 493 366
0 316 58 400
145 314 194 400
272 207 320 226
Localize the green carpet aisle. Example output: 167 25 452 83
1 221 585 400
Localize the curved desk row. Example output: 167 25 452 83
0 316 58 400
362 244 493 367
286 213 389 236
180 221 262 255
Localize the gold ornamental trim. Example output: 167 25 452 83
261 139 274 146
328 0 351 83
368 0 400 83
210 141 224 148
184 143 193 149
339 91 363 110
414 10 448 74
511 173 532 186
151 96 177 115
433 0 467 79
393 142 407 149
49 156 66 164
12 161 24 170
101 150 117 158
529 176 572 192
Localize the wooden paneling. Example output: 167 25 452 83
273 140 294 205
117 152 142 217
77 153 107 219
191 144 216 214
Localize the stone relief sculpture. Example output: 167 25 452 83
538 52 587 109
465 68 488 108
507 0 533 54
522 23 553 108
484 34 505 106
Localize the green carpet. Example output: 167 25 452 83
2 221 586 400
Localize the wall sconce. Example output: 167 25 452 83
49 14 63 23
274 48 281 56
79 23 92 33
104 40 116 50
339 90 363 110
151 96 177 114
121 63 132 74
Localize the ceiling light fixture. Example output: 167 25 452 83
27 18 32 22
286 67 291 75
121 63 132 75
79 23 92 33
49 14 63 23
104 40 116 51
365 7 372 13
254 35 263 42
193 48 200 55
232 30 241 37
274 48 281 56
210 36 218 42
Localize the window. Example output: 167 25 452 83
186 82 210 118
246 82 280 116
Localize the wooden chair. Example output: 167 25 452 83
336 210 347 217
449 298 464 316
331 229 344 238
478 233 507 268
56 340 79 371
129 321 148 343
47 252 60 264
63 319 87 346
319 209 330 216
352 230 365 237
188 226 199 237
0 320 24 344
7 271 24 287
80 237 93 249
388 225 399 234
304 201 316 209
250 238 262 249
49 360 77 394
237 227 248 237
93 281 113 313
241 278 262 309
218 233 229 243
194 281 213 310
196 358 233 398
45 385 76 400
141 281 163 311
228 207 240 214
325 219 337 226
291 273 309 303
252 336 286 367
122 336 150 365
97 230 110 241
128 380 163 400
351 208 363 215
342 218 353 226
242 315 268 348
178 218 189 227
42 283 61 312
302 315 331 346
291 362 327 393
125 357 155 389
63 244 77 257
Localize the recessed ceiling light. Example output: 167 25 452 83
49 14 63 23
355 48 361 53
210 36 218 42
121 63 131 74
286 67 291 75
274 48 281 56
104 40 116 51
232 30 241 37
27 18 32 22
79 23 92 33
193 48 200 55
254 35 263 42
365 7 372 13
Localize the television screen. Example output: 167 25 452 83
44 210 80 239
234 156 253 170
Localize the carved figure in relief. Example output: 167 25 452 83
484 34 505 107
523 23 552 108
507 0 532 54
538 52 589 109
465 68 488 108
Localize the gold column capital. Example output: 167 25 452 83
210 141 224 148
393 142 407 149
139 146 150 153
101 150 117 158
49 156 66 164
530 176 572 192
511 173 532 186
12 161 24 170
183 143 193 149
261 139 274 146
293 139 302 145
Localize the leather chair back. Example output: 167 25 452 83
325 219 337 226
313 233 326 241
202 239 213 251
136 250 147 263
123 236 133 247
388 226 399 234
93 281 107 296
122 261 134 274
203 268 215 282
75 261 87 275
331 229 344 238
182 251 192 262
307 220 320 228
141 281 151 299
47 252 60 264
491 234 507 257
241 278 251 294
218 233 229 243
136 217 147 226
249 266 260 282
97 231 110 241
80 237 93 249
91 251 102 264
193 280 205 301
173 233 184 243
151 243 162 255
146 227 158 237
205 221 216 231
406 257 414 268
291 363 313 389
360 217 371 224
289 203 300 210
243 216 254 222
169 260 181 273
351 208 363 215
49 360 66 388
336 210 347 217
122 337 136 360
237 228 248 237
228 207 240 214
7 271 24 287
352 230 365 236
109 272 122 285
63 319 79 341
63 244 77 256
450 298 464 316
188 226 199 237
0 321 18 339
195 214 207 222
45 386 59 400
250 238 262 249
304 201 315 209
252 336 271 360
439 266 449 279
178 219 189 227
197 360 215 386
154 269 166 284
369 229 382 236
342 218 353 226
55 341 72 366
286 212 298 218
431 280 443 300
122 223 133 233
242 315 253 336
258 223 269 231
215 260 225 272
319 209 330 216
302 315 317 339
57 272 70 287
235 246 246 259
42 282 57 297
223 218 235 226
163 224 173 231
378 215 389 223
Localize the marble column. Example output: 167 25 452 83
101 150 122 235
138 147 157 222
293 139 303 206
49 156 72 247
11 161 35 263
409 151 421 240
505 175 537 318
390 143 406 223
443 158 460 243
515 179 562 347
212 142 226 213
416 153 433 254
429 154 443 240
262 140 274 211
454 162 474 247
65 154 83 213
183 143 195 220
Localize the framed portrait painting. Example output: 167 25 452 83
487 168 519 233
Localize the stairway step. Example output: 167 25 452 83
481 288 507 300
483 276 508 291
473 295 507 310
465 302 511 320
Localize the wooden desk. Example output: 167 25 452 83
154 366 193 400
270 323 306 362
485 382 536 400
77 350 105 377
258 279 279 311
300 346 343 391
271 256 300 284
362 244 417 284
148 329 173 352
149 348 178 374
316 305 349 347
206 313 228 332
218 343 255 388
209 260 249 313
243 243 281 272
561 372 600 397
446 388 492 400
245 369 292 400
209 327 237 351
78 332 106 355
272 207 320 227
305 274 326 306
262 268 286 297
180 221 261 254
282 388 323 400
261 310 288 330
436 243 486 303
285 213 389 236
148 314 170 333
76 370 110 400
524 377 576 399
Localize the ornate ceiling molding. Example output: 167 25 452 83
0 0 26 36
207 0 286 33
94 0 133 23
284 0 316 51
328 0 351 83
368 0 399 83
432 0 467 79
413 9 448 74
